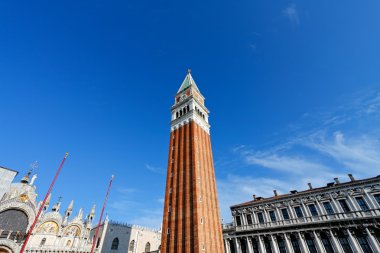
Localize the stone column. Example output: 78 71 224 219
263 209 270 224
329 195 341 214
275 206 282 222
257 236 265 253
252 211 258 224
346 229 362 253
312 231 325 253
297 232 309 253
345 194 359 212
328 230 343 253
301 202 311 217
247 237 254 253
365 228 380 252
363 190 377 209
225 239 231 253
234 237 241 253
287 204 297 220
315 199 326 216
284 234 294 253
270 235 280 253
242 214 248 227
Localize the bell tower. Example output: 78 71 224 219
161 70 224 253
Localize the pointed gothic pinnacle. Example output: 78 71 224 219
65 152 69 158
90 204 96 215
45 193 52 205
187 68 191 74
68 200 74 211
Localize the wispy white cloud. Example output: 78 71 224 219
245 153 331 175
306 131 380 177
145 164 162 173
217 174 336 222
218 89 380 222
249 43 257 52
283 3 300 25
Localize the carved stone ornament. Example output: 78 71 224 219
337 191 346 197
369 184 380 192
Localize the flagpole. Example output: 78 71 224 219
20 152 69 253
90 175 114 253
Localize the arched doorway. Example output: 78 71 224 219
0 246 12 253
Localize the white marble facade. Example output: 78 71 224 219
0 171 162 253
0 172 95 253
223 174 380 253
91 220 161 253
0 166 18 201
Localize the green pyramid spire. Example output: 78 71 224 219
177 69 200 93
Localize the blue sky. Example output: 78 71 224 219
1 0 380 228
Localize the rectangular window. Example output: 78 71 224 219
356 197 369 211
269 210 276 222
308 204 319 216
323 202 334 215
281 208 290 220
338 235 353 253
306 237 318 253
356 234 373 253
246 214 253 225
257 212 265 224
235 216 242 226
291 238 302 253
277 238 287 253
339 199 351 213
294 206 304 218
374 194 380 205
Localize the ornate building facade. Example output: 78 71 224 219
91 219 161 253
160 70 224 253
0 172 95 253
223 174 380 253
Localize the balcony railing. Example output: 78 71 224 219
224 208 380 232
0 230 26 243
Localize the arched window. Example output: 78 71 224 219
0 209 29 232
145 242 151 252
129 240 135 251
40 238 46 246
176 112 179 118
96 238 101 248
111 238 119 250
187 105 190 112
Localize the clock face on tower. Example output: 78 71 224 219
178 93 187 102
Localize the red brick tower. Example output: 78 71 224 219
161 70 224 253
